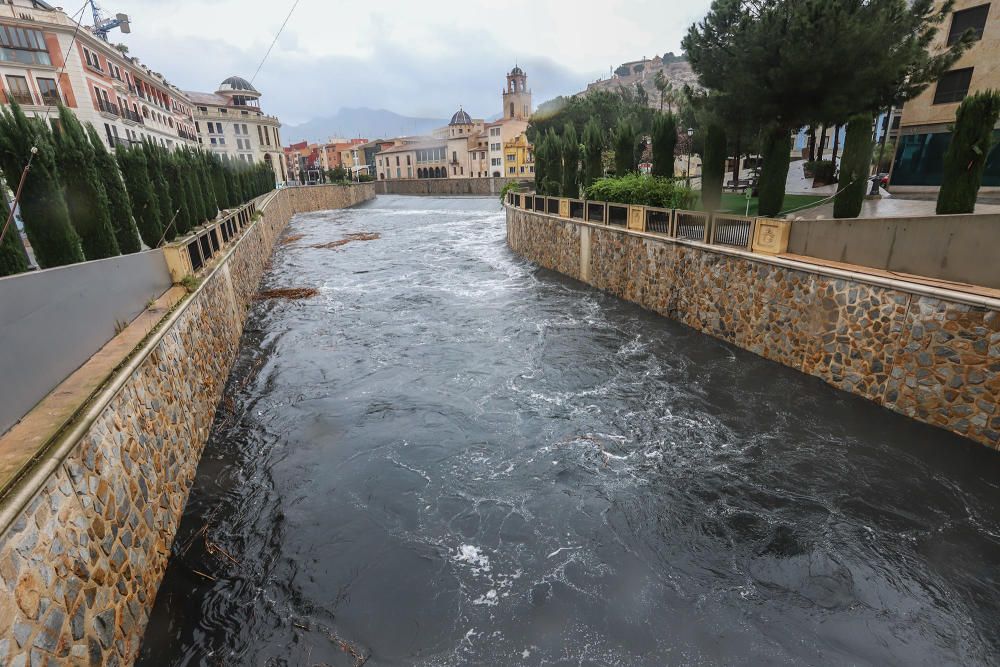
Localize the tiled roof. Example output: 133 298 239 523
185 91 228 106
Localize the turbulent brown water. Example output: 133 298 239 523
139 195 1000 666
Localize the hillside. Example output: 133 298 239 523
584 52 700 109
283 107 448 143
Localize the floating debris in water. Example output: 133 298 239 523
279 233 304 245
313 232 381 249
254 287 319 300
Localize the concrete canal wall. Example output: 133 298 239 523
375 176 529 196
507 206 1000 451
0 184 373 666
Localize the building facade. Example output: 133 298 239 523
0 1 285 186
890 1 1000 191
0 0 198 152
375 67 534 181
187 76 285 183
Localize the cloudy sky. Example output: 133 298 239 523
106 0 711 127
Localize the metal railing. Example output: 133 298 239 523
644 207 672 235
710 214 756 249
607 203 628 227
586 201 606 224
508 193 781 255
97 98 120 117
675 210 710 242
8 91 34 106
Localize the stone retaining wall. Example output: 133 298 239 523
0 184 373 666
375 177 529 196
507 206 1000 450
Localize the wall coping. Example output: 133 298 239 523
0 189 285 537
507 204 1000 311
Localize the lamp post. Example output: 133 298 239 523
685 127 694 189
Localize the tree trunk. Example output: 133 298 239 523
831 125 841 172
817 125 828 160
732 135 742 189
807 125 816 162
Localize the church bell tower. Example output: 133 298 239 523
503 66 532 121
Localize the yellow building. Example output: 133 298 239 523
890 1 1000 192
503 132 534 178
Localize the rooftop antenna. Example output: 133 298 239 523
88 0 130 42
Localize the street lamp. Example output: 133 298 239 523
686 127 694 189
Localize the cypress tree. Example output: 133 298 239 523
937 90 1000 215
581 118 604 189
561 122 580 199
180 155 200 230
544 128 562 196
86 124 141 253
757 126 792 217
199 152 219 219
163 155 192 236
701 122 727 212
833 113 875 219
614 119 637 177
0 102 83 267
224 164 239 207
117 146 162 247
651 113 677 178
533 134 548 192
143 142 174 237
54 107 119 260
211 156 231 210
0 192 29 276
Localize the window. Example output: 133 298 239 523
509 167 515 175
507 154 515 161
82 47 102 71
948 4 990 45
0 26 51 66
933 68 974 104
406 155 411 165
242 123 249 134
4 75 32 105
37 77 59 105
396 167 401 177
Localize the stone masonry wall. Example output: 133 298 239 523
375 177 528 197
0 184 373 666
507 207 1000 450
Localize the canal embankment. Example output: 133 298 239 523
0 183 373 666
506 201 1000 450
374 176 528 196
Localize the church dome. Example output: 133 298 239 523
449 107 472 125
510 66 524 76
218 76 259 94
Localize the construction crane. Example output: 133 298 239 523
88 0 131 42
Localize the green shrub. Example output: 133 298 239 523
937 90 1000 215
357 173 374 182
833 114 874 219
585 173 694 209
499 180 520 205
613 119 637 177
812 159 837 184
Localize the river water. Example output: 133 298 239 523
139 196 1000 666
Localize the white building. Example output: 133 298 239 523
0 0 198 151
187 76 286 183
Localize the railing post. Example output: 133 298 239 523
559 198 570 218
751 218 792 255
627 205 645 232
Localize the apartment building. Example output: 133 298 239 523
0 0 198 152
890 1 1000 192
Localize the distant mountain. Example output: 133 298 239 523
283 107 448 143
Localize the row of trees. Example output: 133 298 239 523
0 102 275 276
683 0 975 218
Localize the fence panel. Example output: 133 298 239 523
522 194 533 210
711 214 756 249
569 199 585 220
674 210 710 242
586 202 606 224
533 196 546 213
644 207 672 235
607 204 629 227
546 198 561 215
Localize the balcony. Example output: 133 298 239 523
122 108 143 124
40 92 60 107
8 92 35 106
97 98 120 117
